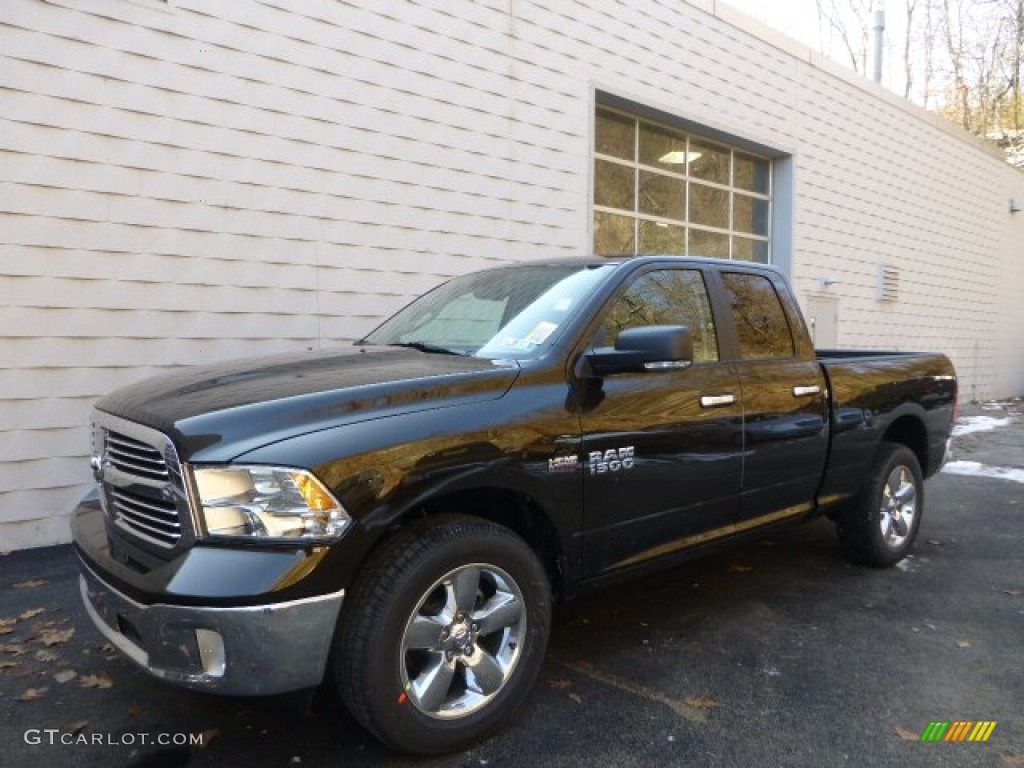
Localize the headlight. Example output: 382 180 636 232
191 465 351 541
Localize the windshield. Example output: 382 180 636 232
362 264 615 359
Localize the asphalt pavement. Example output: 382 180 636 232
1 401 1022 768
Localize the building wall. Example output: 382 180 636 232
2 0 1022 549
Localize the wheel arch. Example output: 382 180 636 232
366 486 568 602
880 413 928 473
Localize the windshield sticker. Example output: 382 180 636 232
521 321 558 347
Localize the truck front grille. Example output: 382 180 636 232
92 412 189 551
105 431 171 482
110 488 182 547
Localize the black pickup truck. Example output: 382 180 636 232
72 256 957 754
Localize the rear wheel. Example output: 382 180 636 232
836 442 924 567
334 516 551 754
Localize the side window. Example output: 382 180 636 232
721 272 795 359
599 269 719 363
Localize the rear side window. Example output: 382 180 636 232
721 272 795 359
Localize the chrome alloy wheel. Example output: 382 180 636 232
399 564 526 719
879 464 917 549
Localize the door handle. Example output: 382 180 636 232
700 394 736 408
792 385 821 397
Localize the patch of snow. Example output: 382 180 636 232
895 558 916 572
942 461 1024 484
952 416 1012 436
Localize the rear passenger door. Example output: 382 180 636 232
718 271 828 528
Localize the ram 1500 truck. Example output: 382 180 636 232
72 256 957 754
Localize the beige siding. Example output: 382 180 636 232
1 0 1022 550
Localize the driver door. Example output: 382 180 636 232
577 266 744 577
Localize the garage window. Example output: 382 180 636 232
594 107 772 263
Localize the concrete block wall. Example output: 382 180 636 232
1 0 1021 548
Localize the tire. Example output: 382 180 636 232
835 442 924 567
333 515 551 755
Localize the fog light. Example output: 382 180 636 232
195 628 226 677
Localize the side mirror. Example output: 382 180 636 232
579 325 693 378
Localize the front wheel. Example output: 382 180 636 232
333 516 551 755
835 442 924 567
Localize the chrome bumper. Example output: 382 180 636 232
78 558 344 695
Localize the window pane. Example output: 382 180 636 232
689 183 729 229
689 140 730 184
596 109 635 160
594 211 635 255
638 171 684 220
721 272 794 359
688 228 729 258
600 269 719 362
733 193 770 236
734 153 770 193
639 220 685 255
732 237 770 263
595 159 635 211
638 122 688 171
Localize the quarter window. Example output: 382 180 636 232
594 107 772 263
721 272 795 359
598 270 719 363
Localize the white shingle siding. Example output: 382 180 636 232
2 0 1022 549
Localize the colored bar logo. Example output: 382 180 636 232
921 721 997 742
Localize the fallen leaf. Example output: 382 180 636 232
1004 590 1022 597
1000 753 1024 768
38 628 74 646
34 650 58 663
0 661 19 670
197 728 221 749
895 726 919 741
19 687 47 701
0 618 15 628
727 564 753 573
13 580 47 589
956 640 971 648
568 692 584 704
53 669 77 684
0 644 29 656
684 696 721 709
78 673 114 689
0 627 13 636
547 678 573 690
127 704 144 717
19 608 45 621
68 721 88 736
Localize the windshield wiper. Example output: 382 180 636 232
389 341 469 356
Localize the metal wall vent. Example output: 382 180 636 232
877 264 899 301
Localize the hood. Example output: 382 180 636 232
95 346 520 462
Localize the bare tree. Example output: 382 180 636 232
815 0 875 73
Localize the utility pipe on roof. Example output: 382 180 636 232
872 8 885 83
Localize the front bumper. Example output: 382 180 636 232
78 557 344 695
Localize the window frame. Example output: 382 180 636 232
584 265 723 367
593 105 773 263
718 271 798 361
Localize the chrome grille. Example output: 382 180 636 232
106 431 170 482
92 412 188 551
110 488 181 547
